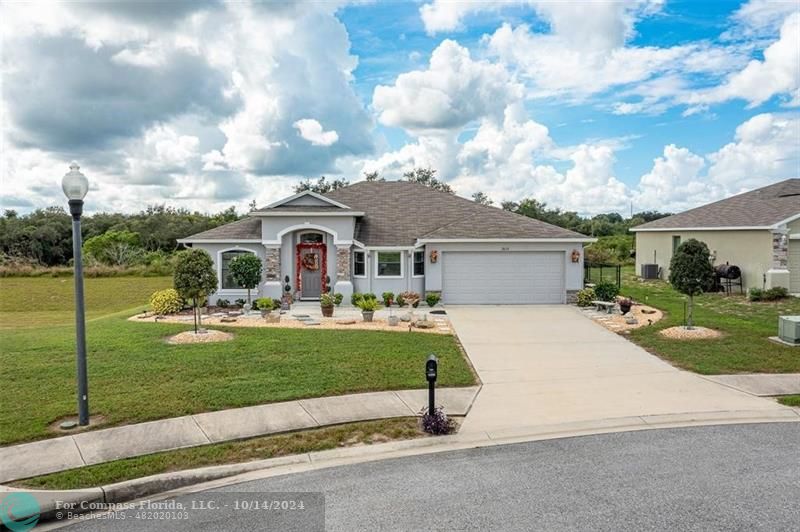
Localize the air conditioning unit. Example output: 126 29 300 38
778 316 800 345
641 264 659 280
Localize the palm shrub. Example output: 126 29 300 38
255 297 274 312
356 298 379 312
229 254 262 307
149 288 182 315
174 248 218 333
668 238 714 329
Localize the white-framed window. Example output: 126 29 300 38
413 250 425 277
376 251 403 278
220 250 254 289
353 250 366 277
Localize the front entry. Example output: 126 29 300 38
296 243 327 299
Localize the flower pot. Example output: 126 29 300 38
362 310 374 322
619 300 632 315
321 304 334 317
387 315 400 326
243 302 252 313
261 309 271 319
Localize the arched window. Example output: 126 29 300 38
300 232 324 243
220 250 254 289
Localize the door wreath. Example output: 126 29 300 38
302 252 320 271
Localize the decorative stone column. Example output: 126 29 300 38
333 245 354 301
263 245 283 298
765 229 790 289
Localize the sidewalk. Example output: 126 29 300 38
702 373 800 396
0 386 479 483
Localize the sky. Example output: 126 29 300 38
1 0 798 216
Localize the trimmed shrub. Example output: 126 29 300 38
748 288 763 302
576 287 596 307
425 292 441 307
593 282 619 302
333 293 344 306
363 292 377 301
351 293 364 306
149 289 182 315
216 298 230 308
382 291 395 306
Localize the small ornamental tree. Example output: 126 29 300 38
668 239 714 329
229 254 262 307
173 248 218 333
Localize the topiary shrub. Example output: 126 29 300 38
382 291 395 307
593 282 619 302
333 293 343 306
669 239 714 328
576 287 596 307
149 289 182 315
425 292 441 307
351 292 364 306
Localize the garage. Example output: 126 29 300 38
790 241 800 293
442 251 565 304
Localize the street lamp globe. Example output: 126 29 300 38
62 161 89 201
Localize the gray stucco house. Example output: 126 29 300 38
178 181 593 304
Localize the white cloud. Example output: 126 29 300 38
293 119 339 146
634 145 711 212
707 112 800 191
372 40 522 131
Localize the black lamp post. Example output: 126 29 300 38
62 162 90 427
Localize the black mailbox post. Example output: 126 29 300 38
426 354 438 413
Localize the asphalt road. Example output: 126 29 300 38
65 423 800 531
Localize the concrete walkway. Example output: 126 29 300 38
0 387 479 483
447 306 791 435
703 373 800 396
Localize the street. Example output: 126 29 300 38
64 422 800 531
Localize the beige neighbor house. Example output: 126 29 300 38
631 179 800 293
178 181 594 305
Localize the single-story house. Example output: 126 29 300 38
178 181 593 305
630 179 800 292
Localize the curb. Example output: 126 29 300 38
9 408 798 526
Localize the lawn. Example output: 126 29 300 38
778 395 800 407
619 268 800 374
14 418 423 490
0 277 475 445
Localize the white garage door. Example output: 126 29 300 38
443 251 565 304
790 241 800 293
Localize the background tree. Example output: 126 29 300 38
83 230 143 266
403 167 453 194
471 191 493 206
500 201 519 212
173 249 218 333
294 176 350 194
229 253 262 307
363 170 384 182
668 239 714 329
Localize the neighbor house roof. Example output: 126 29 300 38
631 179 800 232
179 217 262 241
324 181 588 246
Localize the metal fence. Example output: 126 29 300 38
584 262 621 288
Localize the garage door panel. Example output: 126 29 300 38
443 251 564 304
790 243 800 293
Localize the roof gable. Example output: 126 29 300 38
632 179 800 231
254 190 351 212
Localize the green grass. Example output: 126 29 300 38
777 395 800 407
13 418 424 490
619 268 800 374
0 276 475 445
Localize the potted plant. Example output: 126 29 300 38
356 297 379 322
320 292 335 317
618 297 633 315
255 297 274 318
387 309 400 326
382 291 394 307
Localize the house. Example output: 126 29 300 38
178 181 593 304
630 179 800 292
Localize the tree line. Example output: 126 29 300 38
1 167 669 269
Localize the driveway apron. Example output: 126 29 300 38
447 306 788 434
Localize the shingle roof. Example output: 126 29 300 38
632 179 800 231
252 205 359 213
324 181 586 245
182 217 261 240
182 181 589 244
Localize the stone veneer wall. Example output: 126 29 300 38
566 289 579 304
772 231 789 269
265 247 281 280
336 246 351 281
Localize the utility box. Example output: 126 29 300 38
778 316 800 345
641 264 659 280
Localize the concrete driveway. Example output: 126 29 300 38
448 306 790 434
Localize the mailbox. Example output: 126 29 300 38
426 354 438 383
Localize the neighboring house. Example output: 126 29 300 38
178 181 593 305
631 179 800 292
